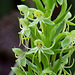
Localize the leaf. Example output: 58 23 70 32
54 0 67 20
28 62 34 75
30 27 42 47
54 2 72 25
54 20 66 38
49 25 57 45
33 0 45 12
43 49 54 55
53 47 74 53
61 36 70 48
42 21 54 47
26 59 38 73
52 32 69 49
57 0 63 5
52 54 62 73
11 67 25 75
45 0 56 17
42 67 56 75
12 48 23 56
26 54 42 74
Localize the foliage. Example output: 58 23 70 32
10 0 75 75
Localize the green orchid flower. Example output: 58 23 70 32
26 39 54 63
29 10 55 33
18 18 30 46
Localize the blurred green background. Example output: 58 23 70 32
0 0 75 75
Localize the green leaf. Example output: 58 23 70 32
30 27 42 47
53 32 69 49
26 59 38 73
57 0 63 5
49 25 57 45
11 67 25 75
33 0 45 12
28 62 34 75
42 67 56 75
61 36 70 48
53 47 74 53
42 21 55 47
12 48 23 56
52 54 62 73
54 2 72 25
42 0 55 17
54 20 66 38
26 54 42 74
55 0 67 19
43 49 54 55
66 21 75 26
41 53 49 69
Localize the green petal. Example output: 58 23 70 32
43 49 54 55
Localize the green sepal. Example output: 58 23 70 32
17 5 28 15
12 48 23 56
57 0 63 5
11 67 25 75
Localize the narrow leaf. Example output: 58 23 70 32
33 0 45 12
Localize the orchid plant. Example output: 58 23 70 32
10 0 75 75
